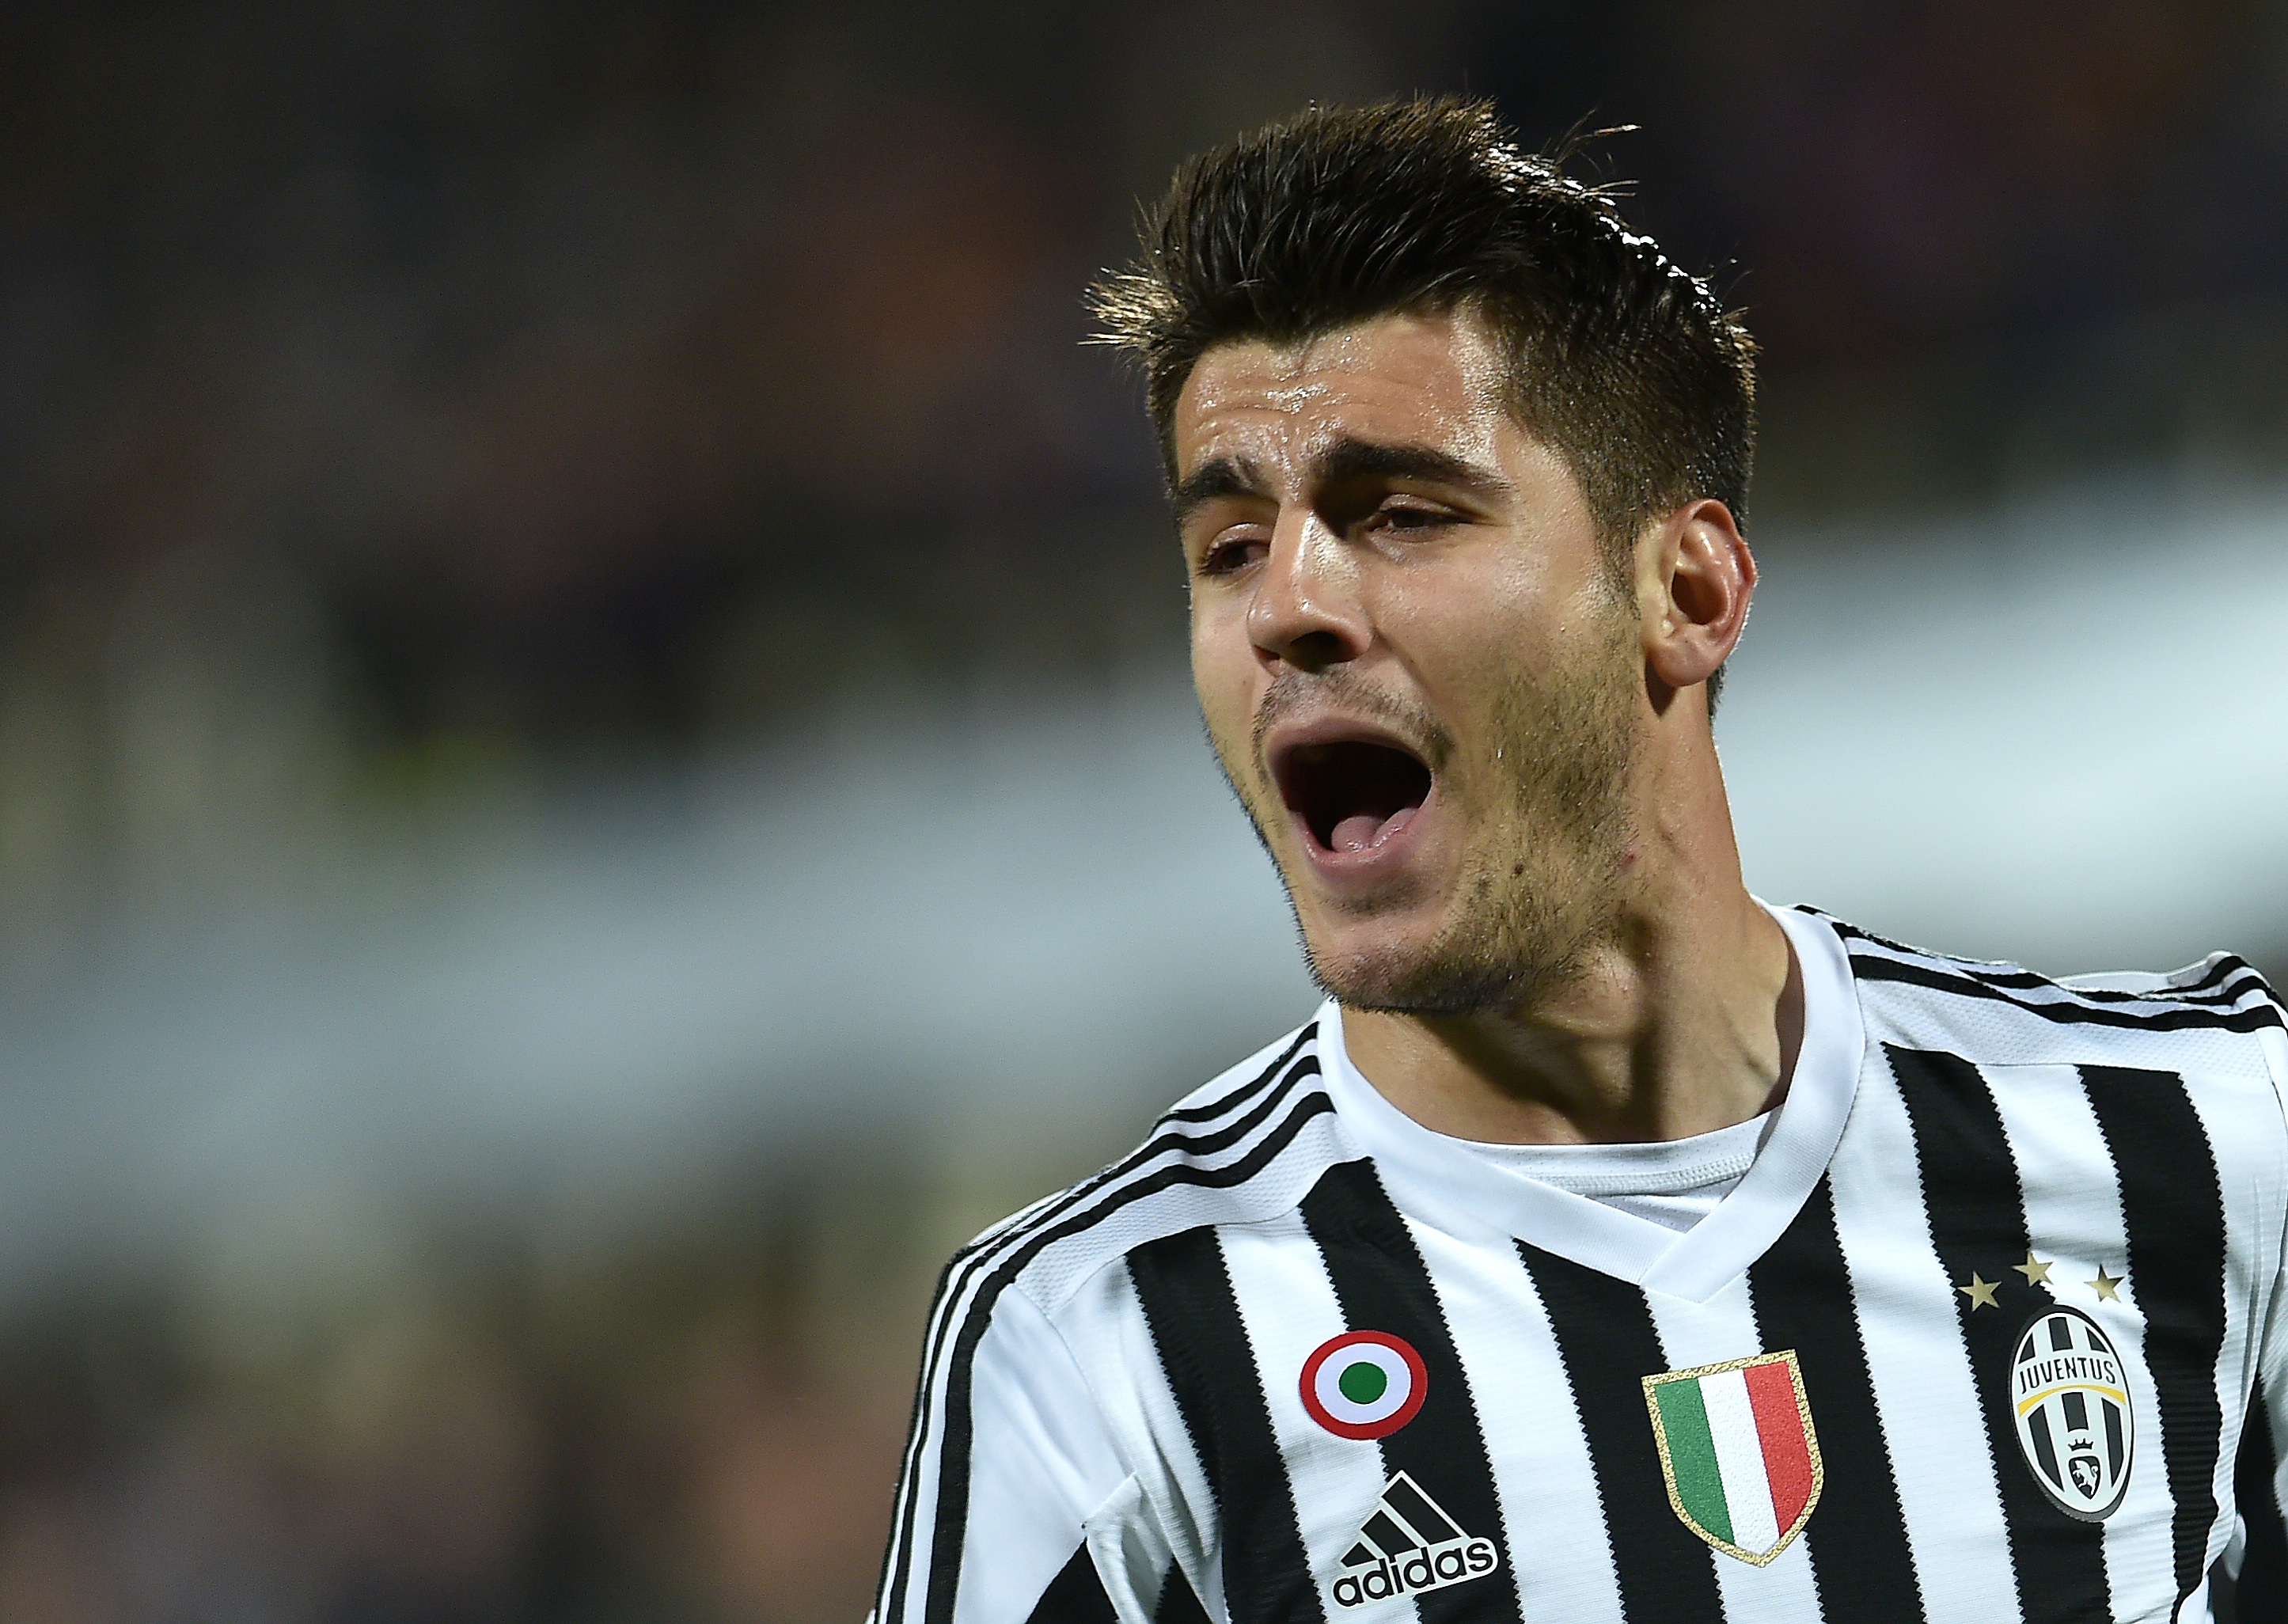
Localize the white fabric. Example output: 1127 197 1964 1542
1315 901 1865 1300
954 1285 1129 1623
1442 1110 1773 1232
1363 899 1801 1235
875 907 2288 1624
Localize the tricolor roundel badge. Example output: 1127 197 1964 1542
1301 1330 1427 1440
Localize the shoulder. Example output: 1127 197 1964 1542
950 1015 1350 1325
1806 906 2283 1080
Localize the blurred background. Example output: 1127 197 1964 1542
1 2 2284 1618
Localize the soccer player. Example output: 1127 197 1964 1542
871 100 2288 1624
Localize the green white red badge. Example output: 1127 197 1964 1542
1301 1330 1427 1439
1641 1349 1823 1565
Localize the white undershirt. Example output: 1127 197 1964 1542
1318 905 1862 1296
1435 1108 1778 1233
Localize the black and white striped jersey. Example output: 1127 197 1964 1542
872 905 2288 1624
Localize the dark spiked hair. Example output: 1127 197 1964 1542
1089 97 1757 603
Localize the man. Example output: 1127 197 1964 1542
871 100 2288 1623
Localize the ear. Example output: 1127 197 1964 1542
1637 499 1755 700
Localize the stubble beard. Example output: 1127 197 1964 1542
1225 618 1641 1019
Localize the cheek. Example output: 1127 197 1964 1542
1408 558 1614 685
1191 629 1258 760
1403 590 1554 696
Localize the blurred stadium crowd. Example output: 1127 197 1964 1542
2 2 2286 1618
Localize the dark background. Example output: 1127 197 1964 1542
1 4 2283 1618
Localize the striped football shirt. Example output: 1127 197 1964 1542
871 905 2288 1623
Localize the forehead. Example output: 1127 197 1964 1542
1171 309 1512 479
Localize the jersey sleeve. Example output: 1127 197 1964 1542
2230 1016 2288 1611
875 1277 1159 1624
2231 1368 2288 1614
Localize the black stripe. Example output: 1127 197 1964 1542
2030 1410 2062 1489
2045 962 2252 1001
1854 957 2281 1033
1300 1160 1523 1624
877 1247 964 1618
1025 1542 1119 1624
1915 957 2270 1013
1747 1174 1925 1622
2049 969 2265 1010
2232 1380 2286 1618
2079 1064 2229 1610
915 1090 1338 1624
1906 959 2253 1006
1821 914 2263 1000
1387 1477 1461 1542
1362 1511 1418 1554
1159 1026 1319 1123
1129 1224 1316 1622
1516 1242 1723 1624
1821 919 2261 1007
1155 1562 1212 1624
1888 1045 2110 1619
880 1041 1319 1622
958 1038 1321 1274
973 1052 1324 1264
880 1033 1311 1618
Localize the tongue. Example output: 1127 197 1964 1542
1330 806 1414 854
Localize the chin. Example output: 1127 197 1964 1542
1301 928 1550 1018
1296 876 1607 1017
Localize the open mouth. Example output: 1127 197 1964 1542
1273 740 1433 856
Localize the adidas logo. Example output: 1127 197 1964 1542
1326 1472 1500 1609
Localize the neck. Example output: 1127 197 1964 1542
1339 739 1801 1145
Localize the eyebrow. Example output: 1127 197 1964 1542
1171 456 1266 530
1311 438 1514 502
1171 438 1514 530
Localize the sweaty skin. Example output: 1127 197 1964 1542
1175 307 1800 1145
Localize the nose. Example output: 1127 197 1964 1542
1246 508 1371 673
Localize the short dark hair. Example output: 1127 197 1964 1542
1089 98 1758 703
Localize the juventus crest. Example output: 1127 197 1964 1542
2009 1305 2134 1521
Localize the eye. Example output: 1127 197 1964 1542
1197 531 1269 577
1364 501 1455 535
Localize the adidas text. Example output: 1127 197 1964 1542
1326 1473 1501 1609
1330 1538 1497 1608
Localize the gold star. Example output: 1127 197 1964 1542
2089 1265 2123 1302
1958 1272 2001 1310
2013 1251 2054 1286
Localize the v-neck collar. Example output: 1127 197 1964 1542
1317 904 1865 1305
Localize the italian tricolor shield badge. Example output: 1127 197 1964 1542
1641 1350 1823 1565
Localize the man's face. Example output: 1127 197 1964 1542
1174 308 1644 1014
